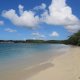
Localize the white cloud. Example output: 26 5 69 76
32 37 36 40
5 28 17 32
2 0 80 33
18 4 24 15
32 32 40 36
34 3 46 10
50 31 59 37
2 5 40 28
0 21 4 25
42 0 80 32
65 24 80 33
32 32 45 39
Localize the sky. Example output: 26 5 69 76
0 0 80 40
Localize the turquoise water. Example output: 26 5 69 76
0 43 70 80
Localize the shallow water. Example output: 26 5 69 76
0 43 70 80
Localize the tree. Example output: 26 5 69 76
67 30 80 45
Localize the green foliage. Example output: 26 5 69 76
67 31 80 46
77 40 80 46
26 40 45 43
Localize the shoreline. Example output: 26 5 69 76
28 47 80 80
0 46 80 80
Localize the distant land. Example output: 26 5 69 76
0 39 65 44
0 31 80 46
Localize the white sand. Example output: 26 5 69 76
28 47 80 80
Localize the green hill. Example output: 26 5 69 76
66 31 80 46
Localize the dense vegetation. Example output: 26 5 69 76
66 31 80 46
0 40 63 44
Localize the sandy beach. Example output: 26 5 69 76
28 46 80 80
0 46 80 80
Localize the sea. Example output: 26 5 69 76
0 43 70 80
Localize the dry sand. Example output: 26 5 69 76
28 47 80 80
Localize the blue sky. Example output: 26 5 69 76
0 0 80 40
